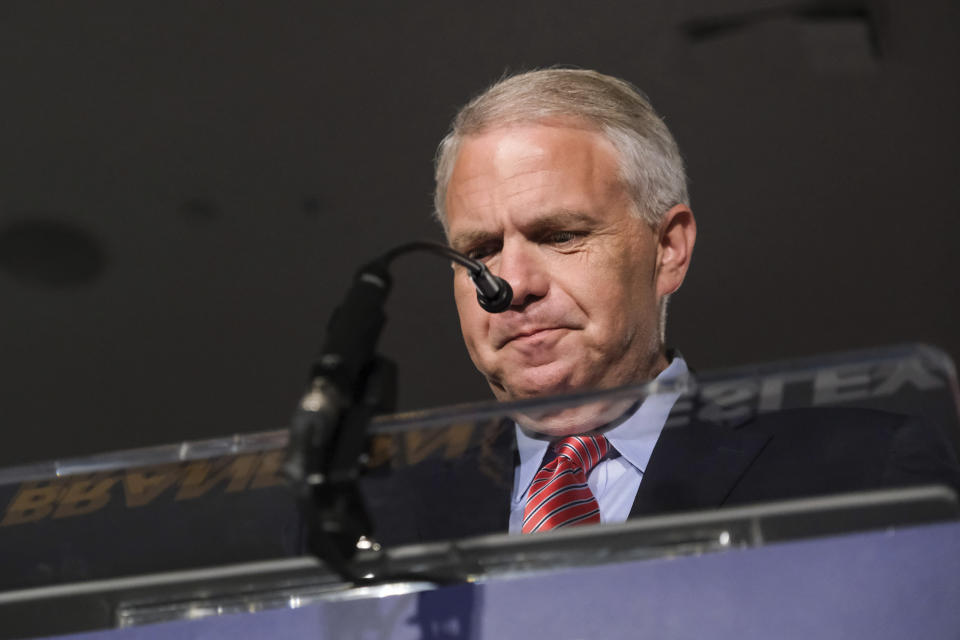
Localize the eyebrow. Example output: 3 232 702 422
449 229 497 254
524 209 598 235
449 209 599 252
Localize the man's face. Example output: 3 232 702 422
445 121 670 425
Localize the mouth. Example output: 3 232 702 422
501 327 564 348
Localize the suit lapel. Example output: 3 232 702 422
630 411 770 516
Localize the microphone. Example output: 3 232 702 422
301 241 511 403
380 241 513 313
471 265 513 313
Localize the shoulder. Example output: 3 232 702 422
738 406 944 460
742 406 910 438
729 406 960 497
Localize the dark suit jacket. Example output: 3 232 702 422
632 406 960 516
367 406 960 545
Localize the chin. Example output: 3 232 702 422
499 362 583 401
513 398 635 437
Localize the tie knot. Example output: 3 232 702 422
553 435 608 473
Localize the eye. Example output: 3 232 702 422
466 242 500 262
545 230 585 246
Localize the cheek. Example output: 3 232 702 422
588 275 654 345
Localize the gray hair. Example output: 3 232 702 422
432 68 689 232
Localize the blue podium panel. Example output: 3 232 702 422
52 520 960 640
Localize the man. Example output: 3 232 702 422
436 69 691 416
397 68 960 541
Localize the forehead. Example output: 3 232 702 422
444 123 627 236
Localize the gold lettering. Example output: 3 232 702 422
53 475 119 518
366 434 396 469
1 481 64 526
404 423 472 465
249 451 285 489
175 455 257 500
123 464 182 507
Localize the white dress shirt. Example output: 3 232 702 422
509 356 688 533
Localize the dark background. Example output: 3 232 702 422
1 0 957 467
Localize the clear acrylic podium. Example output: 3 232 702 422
1 344 959 639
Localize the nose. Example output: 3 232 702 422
494 240 549 309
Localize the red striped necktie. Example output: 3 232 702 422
522 435 609 534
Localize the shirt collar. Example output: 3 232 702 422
511 355 689 505
605 355 687 474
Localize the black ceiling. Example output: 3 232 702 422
2 0 958 466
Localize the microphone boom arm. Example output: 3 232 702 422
284 240 511 583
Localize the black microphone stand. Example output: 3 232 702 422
283 241 511 584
